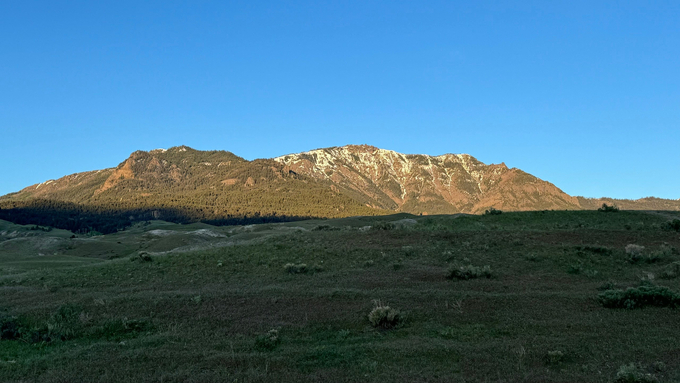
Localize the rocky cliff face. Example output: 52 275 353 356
275 145 581 214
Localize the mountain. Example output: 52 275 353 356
0 146 386 232
1 145 678 233
274 145 580 214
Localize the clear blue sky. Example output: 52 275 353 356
1 1 678 199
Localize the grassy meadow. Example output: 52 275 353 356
1 210 680 382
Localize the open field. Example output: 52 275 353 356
2 210 680 382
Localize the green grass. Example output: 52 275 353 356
1 210 680 382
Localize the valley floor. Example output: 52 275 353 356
1 210 680 382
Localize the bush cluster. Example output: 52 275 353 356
312 224 339 231
544 350 565 366
136 251 153 262
0 316 21 341
615 363 659 383
663 219 680 232
0 306 152 344
598 203 619 212
447 264 493 280
368 302 402 329
598 283 680 309
371 222 396 230
626 244 671 264
254 329 281 351
660 261 680 280
284 263 308 274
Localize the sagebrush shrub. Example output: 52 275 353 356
567 263 583 274
655 243 675 258
626 244 646 263
130 251 152 262
254 329 281 351
626 244 645 256
312 225 339 231
368 302 402 329
598 283 680 309
615 363 659 383
284 263 308 274
660 262 680 280
371 222 396 230
0 316 21 341
598 280 619 291
663 219 680 232
544 350 564 365
447 264 492 280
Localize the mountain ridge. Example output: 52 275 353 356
273 144 581 214
1 144 678 233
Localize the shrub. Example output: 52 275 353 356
660 261 680 280
10 305 86 344
371 222 396 230
312 224 338 231
598 283 680 309
663 219 680 232
645 253 662 264
0 306 82 344
544 350 564 365
656 243 675 257
254 329 281 351
284 263 308 274
598 203 619 212
626 244 646 263
615 363 659 383
1 308 151 344
447 264 492 280
626 244 668 264
598 280 620 291
0 316 21 341
45 305 83 341
651 361 666 372
484 207 502 216
368 301 402 329
567 263 583 274
625 244 645 257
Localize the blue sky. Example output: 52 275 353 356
1 1 678 199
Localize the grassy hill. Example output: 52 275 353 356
2 210 680 382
